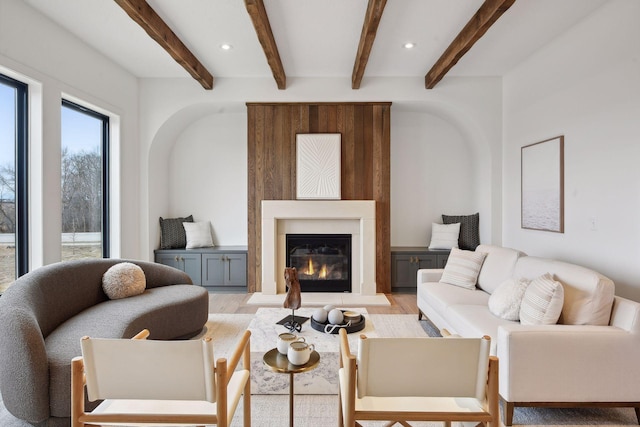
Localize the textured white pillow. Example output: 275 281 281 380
183 221 214 249
519 273 564 325
428 222 460 250
102 262 146 300
488 278 531 321
439 248 487 290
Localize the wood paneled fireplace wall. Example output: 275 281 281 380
247 102 391 293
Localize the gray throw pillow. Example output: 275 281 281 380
159 215 193 249
442 213 480 250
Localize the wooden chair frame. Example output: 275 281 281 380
71 329 251 427
337 328 499 427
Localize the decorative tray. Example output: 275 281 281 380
310 311 366 334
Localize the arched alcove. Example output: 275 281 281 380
146 100 496 259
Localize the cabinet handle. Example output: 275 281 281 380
174 255 179 262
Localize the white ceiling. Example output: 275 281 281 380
24 0 608 84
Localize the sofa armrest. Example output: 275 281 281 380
0 307 50 423
417 268 444 284
497 324 640 402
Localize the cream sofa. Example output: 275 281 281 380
417 244 640 425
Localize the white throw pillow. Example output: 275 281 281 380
102 262 146 300
519 273 564 325
488 278 531 321
439 248 487 290
428 222 460 250
183 221 214 249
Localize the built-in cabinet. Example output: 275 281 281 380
391 247 450 292
154 246 247 292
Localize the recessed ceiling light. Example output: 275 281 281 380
220 43 233 51
403 42 416 49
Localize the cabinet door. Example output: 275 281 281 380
225 253 247 286
416 255 438 270
155 252 202 285
437 254 449 268
155 253 182 270
202 253 247 287
392 253 440 290
202 254 226 286
391 255 418 289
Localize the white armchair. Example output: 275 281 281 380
337 328 499 427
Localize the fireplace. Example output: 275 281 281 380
286 234 351 293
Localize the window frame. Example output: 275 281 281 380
0 73 28 278
61 99 110 258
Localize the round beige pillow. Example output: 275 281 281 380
102 262 146 300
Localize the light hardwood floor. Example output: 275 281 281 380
208 293 420 315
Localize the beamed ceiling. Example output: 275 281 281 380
25 0 608 90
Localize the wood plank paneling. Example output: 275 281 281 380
247 102 392 293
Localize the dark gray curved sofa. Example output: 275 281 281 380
0 258 209 427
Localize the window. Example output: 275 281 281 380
61 100 109 260
0 74 28 293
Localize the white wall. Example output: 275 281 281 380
0 0 139 266
140 77 503 258
503 0 640 300
391 111 479 246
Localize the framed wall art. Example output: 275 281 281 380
521 136 564 233
296 133 341 200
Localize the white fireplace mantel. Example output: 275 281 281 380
260 200 377 298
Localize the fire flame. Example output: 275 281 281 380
303 258 328 279
319 264 328 279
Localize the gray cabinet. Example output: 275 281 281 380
154 252 202 285
154 246 247 292
391 247 450 292
202 252 247 289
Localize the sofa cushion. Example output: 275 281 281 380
445 305 515 355
488 278 530 321
184 221 214 249
102 262 146 300
514 256 615 325
440 248 486 289
159 215 193 249
519 273 564 325
418 281 491 321
442 213 480 250
428 222 460 250
44 284 208 418
475 245 526 294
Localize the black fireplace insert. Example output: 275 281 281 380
286 233 351 292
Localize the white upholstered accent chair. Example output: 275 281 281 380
338 328 499 427
71 329 251 427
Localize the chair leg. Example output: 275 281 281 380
503 401 515 426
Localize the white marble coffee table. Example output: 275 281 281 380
248 307 376 395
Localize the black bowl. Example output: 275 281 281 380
310 310 366 334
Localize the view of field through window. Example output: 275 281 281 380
0 80 17 292
0 90 105 293
60 102 104 263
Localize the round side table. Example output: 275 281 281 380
263 348 320 427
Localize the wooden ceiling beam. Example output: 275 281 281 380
114 0 213 90
425 0 515 89
352 0 388 89
245 0 286 90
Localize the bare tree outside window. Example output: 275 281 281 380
61 101 108 260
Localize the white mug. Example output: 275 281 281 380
287 341 315 365
277 332 305 355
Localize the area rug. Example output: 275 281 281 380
226 394 638 427
199 313 638 426
197 309 430 395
